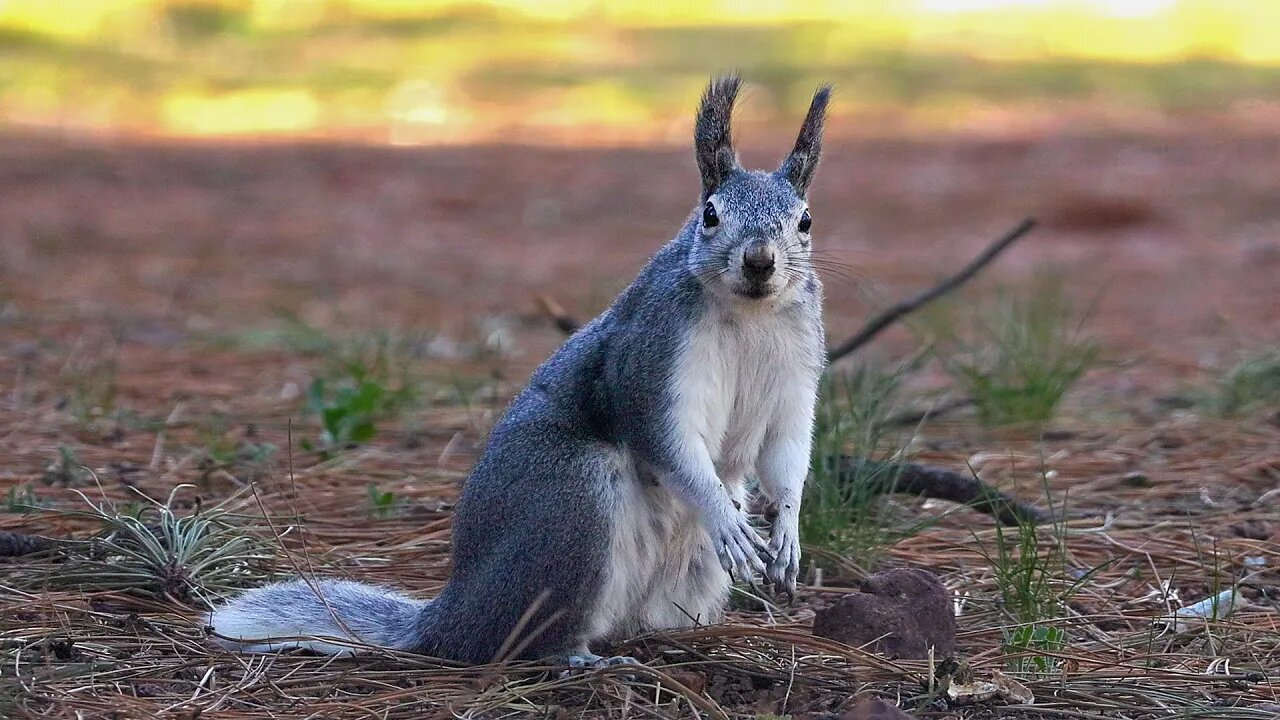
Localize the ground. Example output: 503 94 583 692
0 127 1277 718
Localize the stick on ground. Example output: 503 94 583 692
838 456 1049 526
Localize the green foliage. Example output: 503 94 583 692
40 445 93 487
4 483 47 513
985 510 1071 675
985 511 1063 625
197 418 277 485
302 333 421 456
1196 349 1280 416
164 2 249 40
212 312 337 355
304 376 385 453
367 483 407 519
976 477 1103 676
933 272 1098 426
800 363 922 570
1006 623 1066 675
38 486 274 606
323 332 423 404
11 3 1280 140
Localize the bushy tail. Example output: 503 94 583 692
209 579 428 655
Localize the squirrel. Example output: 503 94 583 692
209 75 831 669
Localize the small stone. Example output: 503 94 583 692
813 567 955 660
841 696 916 719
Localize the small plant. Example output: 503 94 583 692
196 415 277 483
986 511 1062 625
1196 349 1280 416
304 376 387 454
209 311 336 354
799 362 923 571
933 272 1098 426
4 483 48 513
367 483 408 519
1006 622 1066 675
302 333 423 456
976 475 1103 676
39 486 274 606
985 509 1072 675
323 331 424 405
40 445 94 487
58 334 120 423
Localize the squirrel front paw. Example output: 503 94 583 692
710 509 772 582
764 522 801 599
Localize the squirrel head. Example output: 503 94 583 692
687 75 831 305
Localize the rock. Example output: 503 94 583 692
841 696 916 719
813 567 955 660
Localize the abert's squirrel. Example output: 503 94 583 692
210 75 830 668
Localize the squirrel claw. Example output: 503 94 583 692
560 652 642 679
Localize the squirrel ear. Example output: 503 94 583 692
778 84 832 196
694 75 742 198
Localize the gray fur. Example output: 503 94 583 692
210 579 428 655
694 74 743 198
209 75 831 665
778 85 832 195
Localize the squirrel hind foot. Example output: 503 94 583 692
557 651 642 678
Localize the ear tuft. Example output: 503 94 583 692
778 84 832 196
694 74 743 198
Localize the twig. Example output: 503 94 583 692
839 456 1049 526
825 217 1037 364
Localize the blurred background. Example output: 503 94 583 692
4 0 1280 141
1 0 1278 388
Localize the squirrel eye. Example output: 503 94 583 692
702 202 719 229
798 209 812 233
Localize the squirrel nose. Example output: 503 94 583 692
742 240 775 281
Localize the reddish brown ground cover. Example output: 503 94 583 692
0 129 1276 718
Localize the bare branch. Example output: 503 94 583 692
825 217 1037 364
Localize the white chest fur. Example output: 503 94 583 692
586 299 822 644
670 301 822 482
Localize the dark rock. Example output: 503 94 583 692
813 567 955 660
0 531 55 557
841 696 916 719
